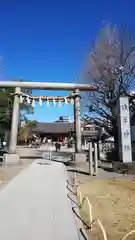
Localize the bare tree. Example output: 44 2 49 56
83 24 135 158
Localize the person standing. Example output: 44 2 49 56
55 142 61 152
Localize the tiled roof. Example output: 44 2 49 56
33 122 74 134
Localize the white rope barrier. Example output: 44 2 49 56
121 230 135 240
81 196 92 230
68 175 107 239
68 174 135 240
118 169 128 174
96 219 108 240
77 185 83 205
73 172 77 186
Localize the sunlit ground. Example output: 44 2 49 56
77 175 135 240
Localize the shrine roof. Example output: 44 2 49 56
32 122 74 134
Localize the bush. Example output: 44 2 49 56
106 149 118 161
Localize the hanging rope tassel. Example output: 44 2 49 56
47 98 49 107
32 99 35 108
20 95 23 104
39 97 42 106
27 96 30 104
53 98 56 107
58 100 62 108
70 98 74 104
64 97 68 104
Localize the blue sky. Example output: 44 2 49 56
0 0 135 122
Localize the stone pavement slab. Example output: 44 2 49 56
0 160 80 240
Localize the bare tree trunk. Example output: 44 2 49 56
112 125 119 161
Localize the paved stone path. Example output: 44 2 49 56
0 160 81 240
17 145 74 161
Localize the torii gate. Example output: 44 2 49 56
0 80 98 162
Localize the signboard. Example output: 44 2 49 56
117 96 132 163
59 116 70 122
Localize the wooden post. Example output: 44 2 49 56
49 151 52 162
88 142 93 175
93 142 98 176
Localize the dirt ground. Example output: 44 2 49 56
76 174 135 240
0 159 34 187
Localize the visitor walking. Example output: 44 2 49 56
55 142 61 152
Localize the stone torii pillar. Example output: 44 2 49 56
73 89 86 162
74 89 82 153
9 87 20 154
